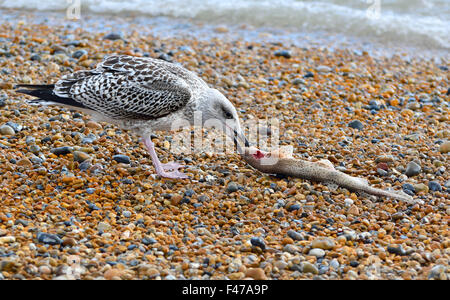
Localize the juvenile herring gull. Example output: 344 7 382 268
16 55 249 179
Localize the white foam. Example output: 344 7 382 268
0 0 448 50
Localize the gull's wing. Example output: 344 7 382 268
53 55 193 120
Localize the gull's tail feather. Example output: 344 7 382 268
15 84 86 109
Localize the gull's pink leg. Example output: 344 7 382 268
142 137 188 179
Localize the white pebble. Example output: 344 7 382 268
309 248 326 258
344 198 354 207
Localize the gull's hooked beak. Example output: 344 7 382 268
233 128 250 154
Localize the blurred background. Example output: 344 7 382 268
0 0 448 53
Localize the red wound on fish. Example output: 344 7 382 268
253 150 265 159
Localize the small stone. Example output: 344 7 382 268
17 158 32 167
375 155 395 163
413 183 429 193
406 102 421 111
309 248 326 258
428 181 442 192
214 26 229 33
402 183 416 194
122 210 132 218
250 237 266 250
97 222 112 232
37 233 62 245
72 49 88 59
330 259 340 270
344 198 354 207
39 265 52 275
73 151 91 163
51 146 73 156
170 194 183 205
286 203 301 212
113 155 131 164
29 144 40 154
302 262 319 274
287 230 304 241
86 120 102 129
79 160 92 171
104 268 122 280
245 268 267 280
348 120 364 130
228 272 245 280
14 219 28 226
0 236 16 244
445 180 450 189
142 237 157 245
311 238 335 250
428 265 446 280
226 182 239 193
439 141 450 153
274 261 288 270
283 244 299 254
316 65 332 73
5 122 22 132
30 54 41 61
348 205 360 215
405 161 421 177
62 238 77 247
274 50 292 59
146 267 160 278
103 32 123 40
387 245 406 256
292 78 304 86
377 168 388 177
0 124 15 135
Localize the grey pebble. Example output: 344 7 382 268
103 32 123 40
348 120 364 130
51 146 73 156
37 233 62 245
428 181 442 192
250 237 266 250
287 230 304 241
72 49 87 59
226 182 239 193
113 155 131 164
274 50 292 58
405 161 421 177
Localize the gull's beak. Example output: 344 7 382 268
233 128 250 154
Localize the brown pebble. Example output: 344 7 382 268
104 268 122 280
348 205 360 215
245 268 267 280
86 120 102 129
311 238 336 250
62 238 77 247
439 141 450 153
146 268 160 278
170 194 183 206
17 158 32 167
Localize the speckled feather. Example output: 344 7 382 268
54 55 208 120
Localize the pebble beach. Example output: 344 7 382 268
0 11 449 280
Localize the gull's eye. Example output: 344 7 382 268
223 110 234 119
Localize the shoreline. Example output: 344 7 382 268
1 9 449 62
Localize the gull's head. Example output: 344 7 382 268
197 88 249 150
